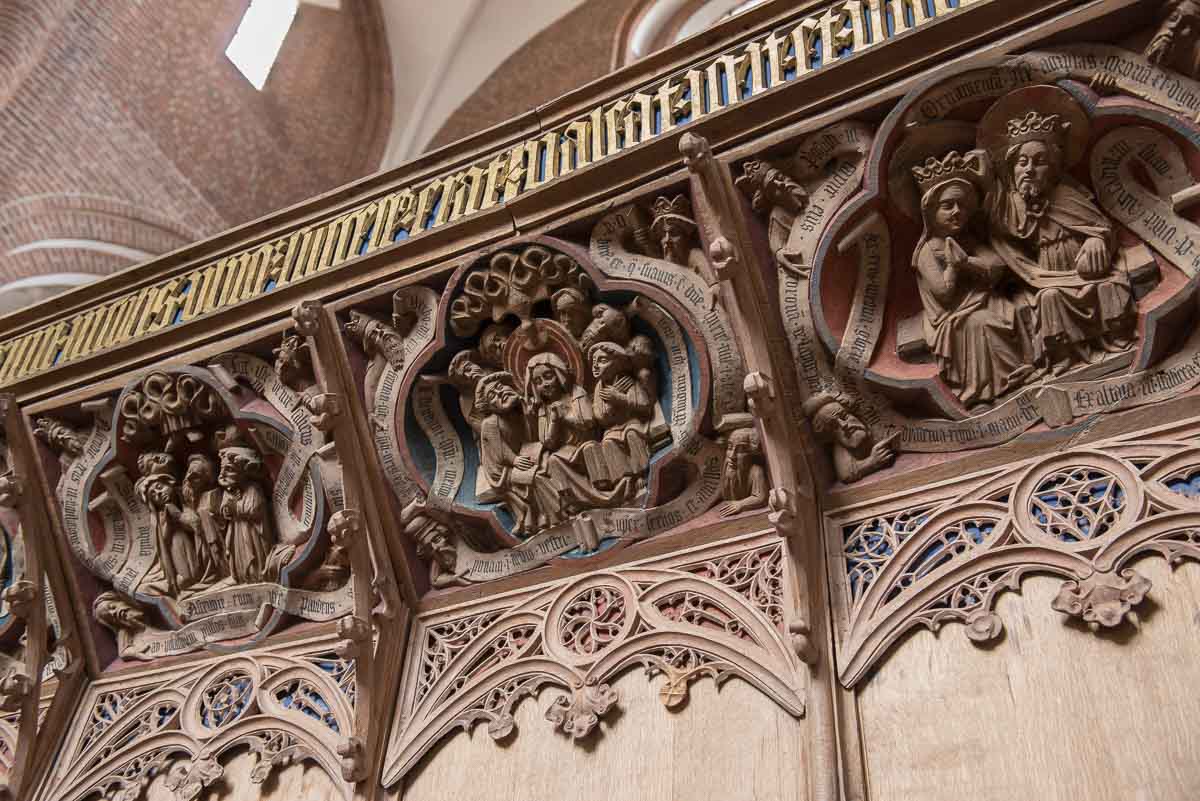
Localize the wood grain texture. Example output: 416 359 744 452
392 669 805 801
857 556 1200 801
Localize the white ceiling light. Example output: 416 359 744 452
225 0 300 91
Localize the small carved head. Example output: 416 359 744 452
448 350 488 391
552 288 592 338
650 195 698 265
217 446 263 490
93 591 146 633
588 342 632 382
802 392 869 450
478 323 514 369
737 160 808 215
580 304 631 351
474 372 521 416
1002 112 1067 198
273 331 312 389
525 352 572 405
1150 0 1200 64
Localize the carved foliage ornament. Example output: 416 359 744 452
38 648 357 801
39 351 351 661
382 542 800 784
353 236 751 587
745 50 1200 481
831 429 1200 686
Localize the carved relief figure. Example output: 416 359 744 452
525 353 615 512
589 342 653 494
718 426 768 517
802 392 895 483
635 195 717 284
217 444 276 584
910 150 1039 406
735 159 811 270
1146 0 1200 77
135 452 199 597
476 372 560 534
179 453 227 582
982 99 1135 374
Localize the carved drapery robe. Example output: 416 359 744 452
220 483 271 584
912 234 1034 406
988 178 1134 357
592 375 654 486
480 412 560 534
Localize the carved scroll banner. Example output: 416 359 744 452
1092 126 1200 277
448 435 725 582
412 379 465 504
779 122 874 397
903 46 1200 128
121 581 354 660
371 286 440 507
591 212 745 426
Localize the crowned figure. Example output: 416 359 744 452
981 89 1136 375
911 149 1038 407
648 194 716 284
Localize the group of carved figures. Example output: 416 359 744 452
447 287 669 537
131 433 277 599
910 90 1137 408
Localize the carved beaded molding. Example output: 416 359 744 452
828 418 1200 686
36 639 358 801
382 534 801 784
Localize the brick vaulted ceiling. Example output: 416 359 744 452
0 0 731 312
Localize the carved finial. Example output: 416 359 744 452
292 300 323 336
335 615 372 660
743 371 776 417
788 619 818 666
33 416 83 459
1051 569 1151 632
2 580 36 619
304 393 342 431
678 132 712 171
328 509 363 543
337 736 368 782
545 681 619 741
0 471 22 510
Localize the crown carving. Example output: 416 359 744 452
911 150 987 196
1004 111 1069 151
650 194 696 230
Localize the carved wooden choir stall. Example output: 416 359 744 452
0 1 1198 799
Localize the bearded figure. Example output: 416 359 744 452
1145 0 1200 78
475 372 560 535
736 159 811 272
647 195 717 284
217 445 275 584
801 392 895 484
718 426 768 517
179 453 227 582
984 100 1135 374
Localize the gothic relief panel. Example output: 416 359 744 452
381 534 803 786
35 332 353 664
345 230 761 589
739 48 1200 482
34 638 357 801
826 417 1200 686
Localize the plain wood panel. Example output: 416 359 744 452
858 557 1200 801
393 669 805 801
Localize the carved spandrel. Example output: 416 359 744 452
38 340 355 663
353 237 754 588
